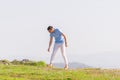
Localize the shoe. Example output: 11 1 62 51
47 64 53 68
64 65 69 70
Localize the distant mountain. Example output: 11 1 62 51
53 62 91 69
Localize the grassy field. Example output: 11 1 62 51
0 65 120 80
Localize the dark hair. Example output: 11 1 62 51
47 26 53 30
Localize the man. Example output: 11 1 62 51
47 26 69 70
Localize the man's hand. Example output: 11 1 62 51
62 33 68 47
48 37 53 52
48 47 50 52
65 42 68 47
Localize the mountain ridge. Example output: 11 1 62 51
53 62 92 69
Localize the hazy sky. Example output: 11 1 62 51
0 0 120 68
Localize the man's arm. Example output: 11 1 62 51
62 33 68 47
48 37 53 52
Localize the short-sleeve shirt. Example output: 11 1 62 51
50 28 64 43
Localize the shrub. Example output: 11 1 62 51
23 62 37 66
36 61 46 67
11 59 22 65
9 59 46 67
0 59 11 65
23 61 46 67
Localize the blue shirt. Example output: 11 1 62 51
50 28 64 43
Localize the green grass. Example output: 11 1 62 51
0 65 120 80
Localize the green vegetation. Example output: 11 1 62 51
0 59 120 80
11 59 46 67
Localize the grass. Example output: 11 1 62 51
0 65 120 80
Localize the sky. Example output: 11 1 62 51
0 0 120 68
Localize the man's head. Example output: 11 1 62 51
47 26 54 33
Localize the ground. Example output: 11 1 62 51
0 65 120 80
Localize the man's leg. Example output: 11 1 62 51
60 43 68 69
50 43 59 65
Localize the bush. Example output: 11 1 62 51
6 59 46 67
0 59 11 65
11 59 21 65
23 61 46 67
36 61 46 67
23 62 37 66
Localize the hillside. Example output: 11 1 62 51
0 65 120 80
0 60 120 80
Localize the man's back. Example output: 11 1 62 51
50 28 64 43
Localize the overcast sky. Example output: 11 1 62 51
0 0 120 68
